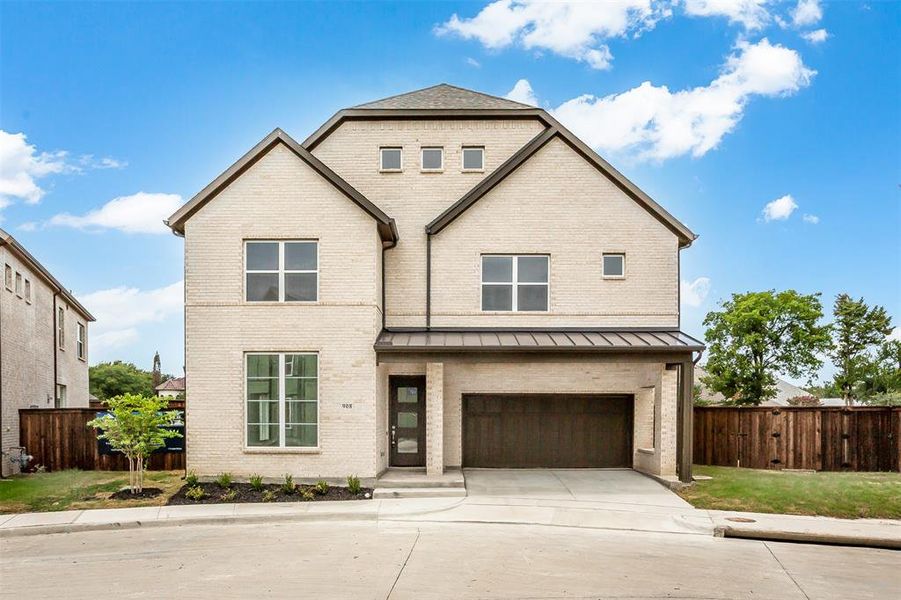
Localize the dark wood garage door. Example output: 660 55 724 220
463 394 633 468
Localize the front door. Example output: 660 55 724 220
389 375 426 467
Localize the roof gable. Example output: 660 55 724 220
353 83 533 110
166 129 397 244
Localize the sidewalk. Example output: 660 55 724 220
710 510 901 550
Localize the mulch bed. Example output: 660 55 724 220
109 488 164 500
166 482 373 505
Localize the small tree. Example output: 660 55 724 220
702 290 831 405
87 394 182 493
830 294 893 405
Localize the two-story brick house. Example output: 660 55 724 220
167 84 702 485
1 228 94 475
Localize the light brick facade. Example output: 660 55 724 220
175 87 697 482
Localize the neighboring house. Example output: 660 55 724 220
0 228 94 476
166 84 703 484
695 366 811 406
155 377 186 398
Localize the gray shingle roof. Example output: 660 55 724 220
353 84 533 110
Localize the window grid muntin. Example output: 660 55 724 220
245 240 318 303
481 255 549 312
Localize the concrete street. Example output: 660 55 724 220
2 519 898 599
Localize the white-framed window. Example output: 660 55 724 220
77 322 86 361
379 147 402 172
55 384 67 409
481 255 549 312
4 264 11 290
420 147 444 171
462 146 484 171
602 253 626 279
246 352 318 448
14 272 22 297
57 306 65 349
24 279 31 303
245 241 318 302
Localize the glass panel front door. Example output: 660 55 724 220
389 376 426 467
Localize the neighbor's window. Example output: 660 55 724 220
462 146 484 171
421 147 443 171
602 253 625 279
246 353 318 448
24 279 31 303
15 272 22 297
77 323 86 360
55 384 67 409
57 307 65 349
481 255 549 312
4 264 11 290
245 241 318 302
380 147 402 171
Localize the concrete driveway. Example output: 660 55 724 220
464 468 691 508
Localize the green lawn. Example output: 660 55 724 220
679 465 901 519
0 470 184 514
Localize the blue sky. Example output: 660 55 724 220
1 1 898 382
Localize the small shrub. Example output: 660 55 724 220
282 473 296 494
185 485 206 501
220 489 237 502
249 474 264 491
215 472 233 488
314 480 329 495
300 488 315 501
261 490 277 502
347 475 362 495
185 471 199 486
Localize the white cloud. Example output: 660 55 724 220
17 221 38 232
0 130 71 205
466 57 481 68
436 0 669 70
78 155 128 170
802 213 820 224
792 0 822 26
683 0 772 30
547 38 814 161
801 28 828 43
762 194 798 221
681 277 711 307
505 79 538 106
48 192 183 235
78 281 183 354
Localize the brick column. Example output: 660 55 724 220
426 362 444 477
658 367 679 477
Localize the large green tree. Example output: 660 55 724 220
859 339 901 400
89 361 155 400
702 290 831 405
830 294 893 404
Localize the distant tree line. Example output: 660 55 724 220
701 292 898 406
89 352 175 401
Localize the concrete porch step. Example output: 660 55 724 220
373 487 467 499
376 468 466 489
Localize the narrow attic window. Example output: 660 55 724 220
380 147 402 172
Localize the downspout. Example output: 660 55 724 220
52 292 59 407
0 241 4 477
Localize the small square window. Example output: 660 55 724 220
603 254 625 278
421 147 443 171
380 147 402 171
462 147 484 171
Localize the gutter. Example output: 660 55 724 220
425 233 431 330
53 292 59 407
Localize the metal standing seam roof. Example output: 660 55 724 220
374 329 704 353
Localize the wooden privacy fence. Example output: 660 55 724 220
19 408 185 472
694 406 901 472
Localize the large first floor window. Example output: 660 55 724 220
246 352 318 448
481 254 549 311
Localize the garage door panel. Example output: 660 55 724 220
463 394 633 468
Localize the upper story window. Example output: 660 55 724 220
24 279 31 304
245 241 318 303
57 306 65 349
15 272 22 297
602 253 625 279
77 322 86 361
380 147 402 172
481 255 549 312
4 264 11 290
462 146 484 171
246 352 318 448
420 147 444 171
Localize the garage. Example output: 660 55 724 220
462 394 634 468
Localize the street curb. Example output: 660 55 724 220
714 525 901 550
0 511 378 539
